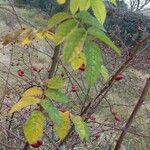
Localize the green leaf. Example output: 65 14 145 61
91 0 106 24
47 76 64 89
55 19 78 45
41 99 63 125
57 0 66 4
85 42 103 87
44 89 70 103
23 111 45 144
70 0 79 15
71 115 90 141
100 65 109 81
88 27 121 55
77 11 106 32
63 28 86 63
54 111 71 139
110 0 117 6
9 97 41 114
79 0 90 11
48 12 70 29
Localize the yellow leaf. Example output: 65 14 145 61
71 115 90 141
70 0 79 15
22 37 31 45
45 31 55 41
36 31 45 39
24 111 45 144
47 76 64 89
57 0 66 4
91 0 106 24
70 52 86 70
22 87 43 98
36 29 55 41
68 31 87 63
9 97 41 114
54 111 71 139
79 0 90 11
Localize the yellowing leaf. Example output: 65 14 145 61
22 87 43 98
57 0 66 4
55 19 78 45
36 31 45 39
79 0 90 11
21 31 35 46
2 29 23 46
71 115 90 141
69 31 87 62
63 28 87 64
70 52 86 70
48 12 70 29
91 0 106 24
100 65 109 81
47 76 64 89
23 111 45 144
36 30 55 41
54 111 71 139
45 31 55 41
21 37 31 45
9 97 41 114
70 0 79 14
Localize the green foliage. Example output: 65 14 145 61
78 0 90 11
71 115 89 141
100 65 109 81
41 99 63 125
47 76 64 89
48 12 70 29
76 11 105 31
7 0 125 147
91 0 106 24
44 89 70 103
85 42 103 87
70 0 79 14
88 26 121 55
55 19 78 45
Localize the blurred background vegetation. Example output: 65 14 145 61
11 0 150 46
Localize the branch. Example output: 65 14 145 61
81 35 150 116
47 45 60 78
114 77 150 150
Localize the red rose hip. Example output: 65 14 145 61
59 107 66 112
17 69 24 77
31 140 43 148
61 72 64 77
115 74 123 81
71 85 77 92
79 64 85 71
